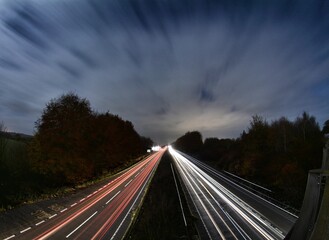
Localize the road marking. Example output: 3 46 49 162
106 191 121 205
66 211 98 238
71 203 77 207
35 220 45 226
110 162 156 240
49 214 57 219
3 235 15 240
135 172 140 178
60 208 68 213
125 179 133 187
20 227 31 233
79 198 85 202
171 164 187 226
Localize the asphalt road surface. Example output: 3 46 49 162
3 149 165 240
169 146 297 240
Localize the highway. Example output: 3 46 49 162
169 146 298 240
4 149 165 240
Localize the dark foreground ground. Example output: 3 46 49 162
126 151 198 240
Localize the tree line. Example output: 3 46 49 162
0 93 152 208
173 113 328 208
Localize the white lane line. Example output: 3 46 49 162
173 149 276 240
3 234 15 240
124 179 133 187
60 208 68 213
20 227 31 233
174 157 226 239
66 211 98 238
135 172 140 178
71 203 77 207
181 150 298 218
106 191 121 205
35 220 45 226
170 164 187 226
79 198 85 202
110 160 158 240
49 214 57 219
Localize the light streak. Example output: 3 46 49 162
169 147 285 240
33 150 164 240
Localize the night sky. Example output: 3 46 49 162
1 0 329 144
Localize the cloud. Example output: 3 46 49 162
0 0 329 143
0 57 24 71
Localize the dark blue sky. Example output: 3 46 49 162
1 0 328 143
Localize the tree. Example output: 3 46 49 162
202 138 234 162
174 131 203 154
28 91 154 186
323 119 329 135
140 136 153 152
293 112 323 171
0 122 8 195
0 122 7 164
89 112 143 174
294 112 320 142
239 115 270 178
33 93 93 185
270 117 293 154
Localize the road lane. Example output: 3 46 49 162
8 149 165 240
178 151 297 234
169 146 297 240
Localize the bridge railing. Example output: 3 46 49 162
285 139 329 240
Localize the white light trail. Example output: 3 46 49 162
169 147 284 240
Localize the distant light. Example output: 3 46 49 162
168 145 173 153
152 145 161 151
147 149 151 153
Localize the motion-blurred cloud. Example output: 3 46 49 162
0 0 328 143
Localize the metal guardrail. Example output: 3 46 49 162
286 140 329 240
285 170 329 240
